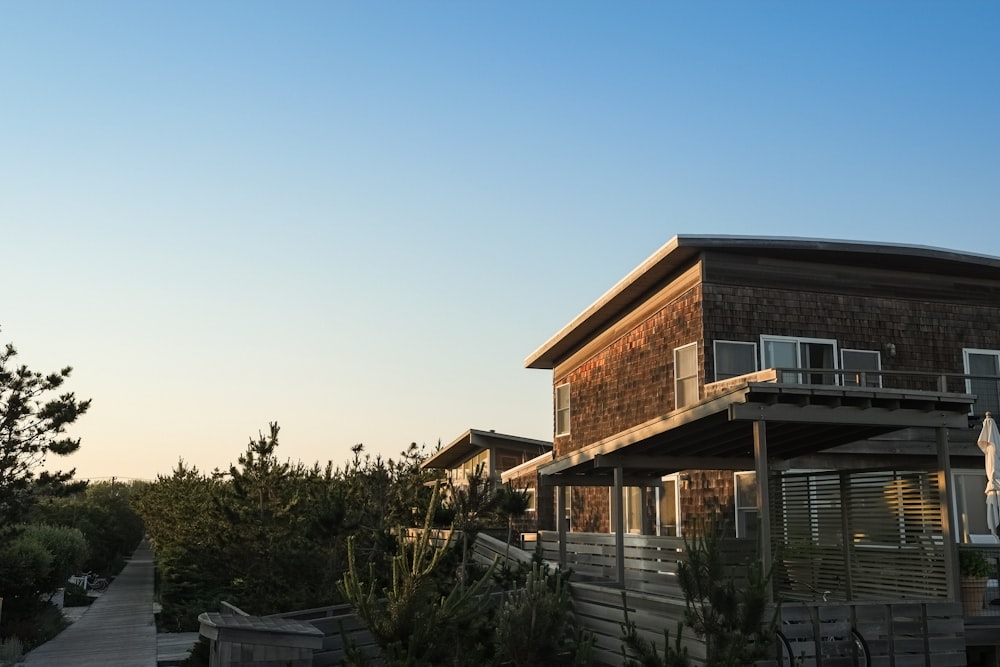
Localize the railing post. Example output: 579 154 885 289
614 465 625 587
556 484 567 569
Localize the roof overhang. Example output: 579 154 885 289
421 428 552 470
500 451 553 483
538 382 974 485
525 235 1000 370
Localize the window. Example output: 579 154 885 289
612 486 647 534
714 341 758 381
674 343 699 409
497 451 523 472
761 335 838 384
964 349 1000 418
735 471 758 539
524 486 537 513
454 450 489 485
953 469 991 542
841 349 882 387
657 474 680 537
555 383 571 436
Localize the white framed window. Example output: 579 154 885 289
714 340 758 381
657 474 681 537
841 349 882 387
555 383 571 436
611 486 647 535
964 349 1000 418
735 471 758 539
674 342 699 409
761 335 838 385
524 486 537 513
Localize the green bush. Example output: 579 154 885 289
21 524 88 593
496 562 593 666
0 533 53 598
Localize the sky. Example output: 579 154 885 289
1 2 998 482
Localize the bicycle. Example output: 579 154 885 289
73 571 110 592
774 584 871 667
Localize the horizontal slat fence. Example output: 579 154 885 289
537 531 968 667
773 470 949 602
778 601 965 667
538 531 755 598
571 581 705 667
471 531 538 568
273 604 379 667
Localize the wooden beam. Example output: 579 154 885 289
538 393 741 476
729 403 969 428
595 454 756 471
544 474 663 487
937 427 960 600
780 453 941 471
753 420 773 604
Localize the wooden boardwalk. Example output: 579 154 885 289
21 540 197 667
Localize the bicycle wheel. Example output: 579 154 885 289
850 628 871 667
774 630 795 667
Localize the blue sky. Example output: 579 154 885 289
2 2 997 480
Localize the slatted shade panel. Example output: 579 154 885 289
772 470 948 602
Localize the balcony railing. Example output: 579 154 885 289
714 368 1000 419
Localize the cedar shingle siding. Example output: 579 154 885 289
554 284 703 457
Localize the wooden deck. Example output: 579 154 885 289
20 540 198 667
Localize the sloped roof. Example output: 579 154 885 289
525 235 1000 370
421 428 552 470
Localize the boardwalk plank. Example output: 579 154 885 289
20 540 195 667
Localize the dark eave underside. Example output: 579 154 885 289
421 428 553 470
538 383 974 485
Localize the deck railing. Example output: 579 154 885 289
711 367 998 417
537 530 755 599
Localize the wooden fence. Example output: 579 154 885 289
208 531 970 667
779 601 966 667
538 530 755 598
540 531 969 667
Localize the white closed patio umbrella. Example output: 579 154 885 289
977 411 1000 536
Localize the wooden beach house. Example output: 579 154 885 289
522 235 1000 666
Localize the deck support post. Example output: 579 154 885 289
936 426 960 599
614 464 625 587
556 484 568 568
753 420 773 603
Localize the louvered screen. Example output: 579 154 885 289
772 469 948 602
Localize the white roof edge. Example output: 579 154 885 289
500 451 553 482
524 234 1000 370
524 235 684 369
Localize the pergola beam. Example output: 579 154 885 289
729 403 969 428
595 454 756 471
